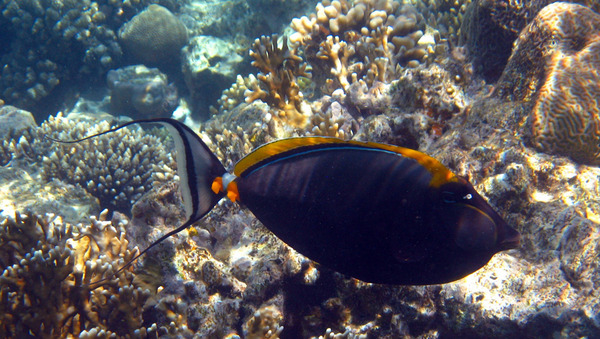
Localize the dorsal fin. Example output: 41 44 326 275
234 137 458 188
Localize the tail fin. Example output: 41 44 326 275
157 119 226 222
47 118 226 283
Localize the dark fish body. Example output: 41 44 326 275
234 140 519 285
60 118 520 285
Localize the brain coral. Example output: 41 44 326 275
497 3 600 165
460 0 600 81
119 4 189 66
0 210 155 337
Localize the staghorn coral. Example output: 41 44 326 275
245 34 312 128
12 114 176 213
118 4 188 66
0 210 157 337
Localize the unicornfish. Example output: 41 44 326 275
59 118 520 285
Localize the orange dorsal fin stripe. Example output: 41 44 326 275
233 137 458 188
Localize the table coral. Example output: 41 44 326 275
0 210 155 337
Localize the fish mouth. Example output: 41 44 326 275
498 230 521 250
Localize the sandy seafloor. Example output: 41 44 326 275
1 0 600 338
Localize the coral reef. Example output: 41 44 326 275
118 4 188 66
473 2 600 165
290 0 438 91
0 210 155 337
107 64 179 119
3 0 600 337
460 0 600 81
0 0 153 118
40 115 176 213
182 35 246 120
245 34 312 128
8 114 177 213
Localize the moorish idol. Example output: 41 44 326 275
56 118 520 285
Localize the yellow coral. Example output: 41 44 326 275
245 34 312 128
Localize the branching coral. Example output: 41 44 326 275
290 0 437 94
12 114 176 213
0 0 151 115
245 34 312 128
0 210 156 337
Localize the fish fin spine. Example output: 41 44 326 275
226 181 239 203
212 177 223 194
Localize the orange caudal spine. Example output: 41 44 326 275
211 177 223 194
211 176 239 203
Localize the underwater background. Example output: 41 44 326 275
1 0 600 337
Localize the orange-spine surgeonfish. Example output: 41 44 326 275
56 118 520 285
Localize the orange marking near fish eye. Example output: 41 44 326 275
212 177 223 194
226 181 239 202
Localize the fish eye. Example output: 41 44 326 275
463 194 472 200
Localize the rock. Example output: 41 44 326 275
107 64 179 119
118 4 188 66
181 35 245 119
0 105 36 136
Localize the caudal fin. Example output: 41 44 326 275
48 118 226 284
